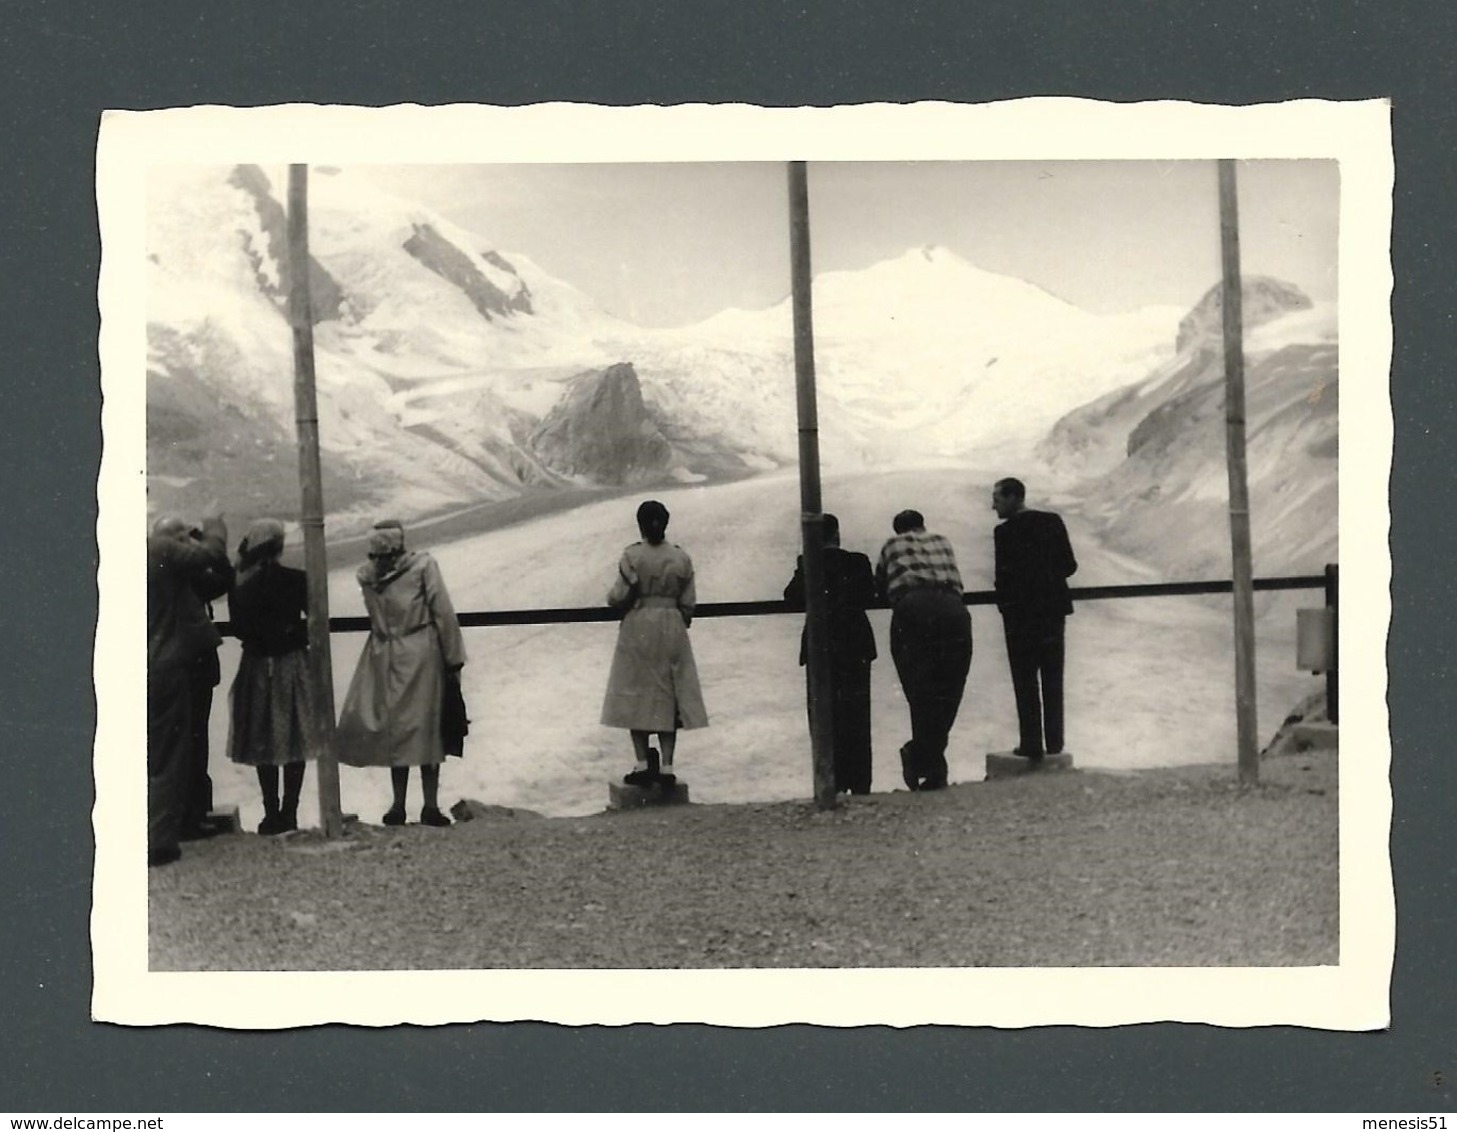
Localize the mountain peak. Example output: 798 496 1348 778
528 362 672 485
1176 276 1312 354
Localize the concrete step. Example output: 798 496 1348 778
985 751 1075 780
205 805 241 833
608 778 691 810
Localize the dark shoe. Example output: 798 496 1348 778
148 846 182 868
623 768 654 786
1013 747 1045 764
655 772 677 788
420 807 451 827
257 813 286 836
920 777 948 791
382 807 407 826
899 742 920 790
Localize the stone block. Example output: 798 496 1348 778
1290 722 1338 752
608 778 691 810
206 805 241 833
985 751 1074 780
450 798 546 822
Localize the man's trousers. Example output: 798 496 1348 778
1001 613 1067 755
889 587 972 787
806 659 874 795
148 666 192 857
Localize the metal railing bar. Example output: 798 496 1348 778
215 574 1327 636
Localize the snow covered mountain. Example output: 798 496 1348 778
147 165 637 529
1040 277 1338 578
145 167 1184 532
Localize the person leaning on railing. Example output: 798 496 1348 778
990 477 1077 765
600 499 709 786
875 509 973 792
783 512 879 795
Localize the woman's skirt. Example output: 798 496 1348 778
227 648 316 766
600 605 709 731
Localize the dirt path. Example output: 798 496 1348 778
149 748 1337 971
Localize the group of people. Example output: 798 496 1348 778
777 479 1078 796
569 479 1078 798
146 513 469 866
145 477 1076 866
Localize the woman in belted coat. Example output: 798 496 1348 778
337 520 466 827
600 500 708 785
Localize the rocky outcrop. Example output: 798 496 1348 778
401 223 534 320
1040 277 1337 578
227 164 345 322
1175 276 1312 355
528 363 672 484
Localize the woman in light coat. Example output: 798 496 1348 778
337 520 466 827
601 500 708 784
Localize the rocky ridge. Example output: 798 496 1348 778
1041 278 1337 578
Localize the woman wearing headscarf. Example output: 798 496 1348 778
337 519 466 827
225 519 315 834
601 500 709 785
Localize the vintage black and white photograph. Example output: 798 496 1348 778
94 101 1392 1028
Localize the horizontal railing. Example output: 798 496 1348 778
217 573 1328 635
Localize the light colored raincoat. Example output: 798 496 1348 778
337 551 466 767
600 541 708 732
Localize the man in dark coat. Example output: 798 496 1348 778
876 510 972 791
783 513 879 794
991 478 1078 764
182 536 233 839
147 510 230 865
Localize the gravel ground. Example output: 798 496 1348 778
148 746 1337 970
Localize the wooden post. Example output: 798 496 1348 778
1218 159 1260 786
788 161 837 809
1324 563 1339 725
287 164 343 837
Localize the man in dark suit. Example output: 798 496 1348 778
991 478 1078 764
147 510 230 866
784 513 879 794
181 537 234 840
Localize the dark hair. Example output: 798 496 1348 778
994 477 1027 502
822 512 840 544
892 509 924 534
636 499 670 535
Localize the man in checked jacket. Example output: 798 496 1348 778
876 510 972 791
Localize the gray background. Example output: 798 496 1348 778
4 0 1453 1112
